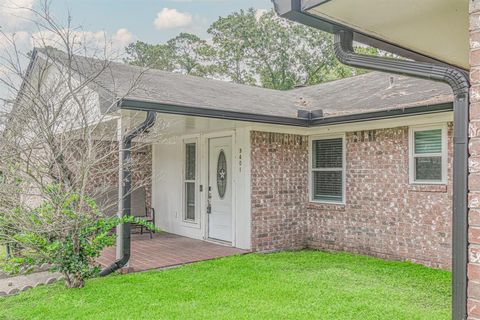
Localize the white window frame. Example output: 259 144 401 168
308 134 346 204
408 124 448 185
182 138 199 224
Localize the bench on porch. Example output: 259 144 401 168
95 187 155 238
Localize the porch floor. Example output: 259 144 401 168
98 232 248 272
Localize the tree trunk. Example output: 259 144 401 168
64 272 85 288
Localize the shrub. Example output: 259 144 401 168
0 185 155 288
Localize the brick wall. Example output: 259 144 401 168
250 127 453 269
469 1 480 318
308 126 452 269
250 131 308 251
89 142 153 211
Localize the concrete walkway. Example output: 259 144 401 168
0 271 62 296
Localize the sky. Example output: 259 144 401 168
58 0 272 43
0 0 272 100
1 0 273 50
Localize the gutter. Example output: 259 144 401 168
273 2 469 319
272 0 451 67
99 111 157 276
121 99 309 127
332 30 469 320
120 99 453 128
309 103 452 126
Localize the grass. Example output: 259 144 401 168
0 251 451 320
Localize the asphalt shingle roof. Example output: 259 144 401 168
36 48 453 120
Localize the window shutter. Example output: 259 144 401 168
312 138 343 202
313 138 343 168
414 129 442 154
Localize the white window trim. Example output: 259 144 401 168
182 138 199 224
408 124 448 185
308 134 346 205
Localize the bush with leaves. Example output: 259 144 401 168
0 185 156 288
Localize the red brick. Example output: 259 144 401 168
250 127 453 269
469 281 480 300
471 227 480 244
473 49 480 67
470 193 480 209
470 4 480 317
470 298 480 318
471 0 480 14
472 174 480 192
470 264 480 281
471 245 480 264
471 210 480 226
250 131 308 252
473 84 480 104
88 143 153 208
472 104 480 122
99 233 246 272
471 138 480 156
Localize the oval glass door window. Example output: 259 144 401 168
217 150 227 199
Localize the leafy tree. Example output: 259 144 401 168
207 10 256 85
124 41 174 70
167 33 215 76
124 9 378 89
125 34 215 77
208 9 370 90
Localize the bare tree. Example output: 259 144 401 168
0 2 161 288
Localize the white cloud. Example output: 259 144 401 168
112 28 134 48
31 28 135 58
32 29 106 51
0 0 36 30
0 30 30 50
0 27 134 101
153 8 193 29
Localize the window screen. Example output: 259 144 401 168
412 129 443 182
312 138 343 202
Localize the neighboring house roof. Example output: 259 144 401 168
34 48 453 121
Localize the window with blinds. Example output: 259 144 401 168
311 137 344 203
410 126 446 183
184 142 196 221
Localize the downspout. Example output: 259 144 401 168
99 111 157 276
334 30 469 320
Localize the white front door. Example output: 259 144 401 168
208 136 233 242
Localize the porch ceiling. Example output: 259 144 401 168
275 0 469 69
124 110 254 139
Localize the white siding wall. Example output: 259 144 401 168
151 128 252 250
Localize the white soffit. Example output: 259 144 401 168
305 0 469 69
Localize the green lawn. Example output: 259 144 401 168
0 251 451 320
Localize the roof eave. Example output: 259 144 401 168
120 98 453 128
272 0 456 69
